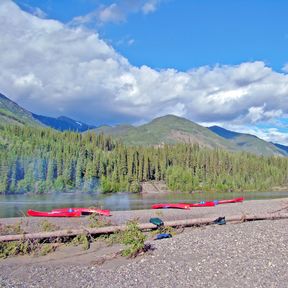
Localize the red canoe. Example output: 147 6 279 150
216 197 244 205
52 207 111 216
27 209 81 217
151 203 190 209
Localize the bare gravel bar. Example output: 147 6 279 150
1 198 288 288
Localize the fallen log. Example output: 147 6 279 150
1 212 288 242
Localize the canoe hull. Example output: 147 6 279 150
216 197 244 204
27 209 81 217
187 202 215 207
52 208 111 216
151 203 190 209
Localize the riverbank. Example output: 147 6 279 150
1 198 287 232
1 198 288 287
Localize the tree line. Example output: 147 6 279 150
0 124 288 194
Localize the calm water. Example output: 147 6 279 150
1 190 288 218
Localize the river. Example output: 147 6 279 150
1 190 288 218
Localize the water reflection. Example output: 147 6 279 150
1 190 288 218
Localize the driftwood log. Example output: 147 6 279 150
1 212 288 243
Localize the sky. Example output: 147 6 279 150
1 0 288 145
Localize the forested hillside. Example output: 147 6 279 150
0 93 43 127
1 125 288 194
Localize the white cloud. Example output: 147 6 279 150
1 1 288 144
282 63 288 73
98 3 125 23
231 126 288 146
142 0 160 14
263 128 288 145
14 73 43 88
72 0 162 25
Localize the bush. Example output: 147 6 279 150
121 220 147 258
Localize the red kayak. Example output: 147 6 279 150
27 209 81 217
215 197 244 205
151 203 190 209
52 207 111 216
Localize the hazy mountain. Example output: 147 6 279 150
32 114 95 132
0 93 43 127
209 126 288 156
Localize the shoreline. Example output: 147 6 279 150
1 198 288 233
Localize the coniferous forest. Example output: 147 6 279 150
0 124 288 195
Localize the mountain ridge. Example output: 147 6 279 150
208 125 288 156
92 115 288 156
1 92 287 157
92 114 235 149
32 113 96 132
0 93 43 127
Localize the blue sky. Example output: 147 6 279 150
1 0 288 144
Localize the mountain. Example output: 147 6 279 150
93 124 136 136
0 92 94 132
209 125 242 139
272 143 288 154
32 114 95 132
209 126 288 157
93 115 235 149
92 116 288 157
0 93 43 127
1 92 287 157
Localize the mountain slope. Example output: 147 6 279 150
92 116 287 156
209 126 288 156
93 124 136 137
0 93 43 127
32 114 95 132
93 115 235 149
209 125 242 139
273 143 288 154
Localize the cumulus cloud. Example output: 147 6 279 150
1 1 288 143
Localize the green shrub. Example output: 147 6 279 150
71 234 90 250
121 220 147 258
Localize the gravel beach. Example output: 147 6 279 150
1 198 288 288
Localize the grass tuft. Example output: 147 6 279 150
87 213 112 228
39 220 59 232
